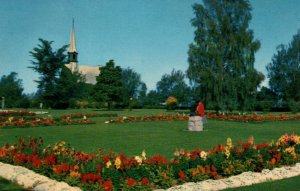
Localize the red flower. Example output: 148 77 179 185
178 170 186 180
96 164 102 172
145 155 168 166
126 177 138 187
141 177 149 185
242 142 250 150
211 165 217 176
102 179 113 191
190 148 201 160
81 173 101 184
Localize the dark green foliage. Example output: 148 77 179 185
156 69 191 106
267 30 300 106
121 67 147 107
143 90 162 106
0 72 25 108
29 38 68 108
54 66 88 109
255 87 277 112
93 60 122 109
187 0 264 111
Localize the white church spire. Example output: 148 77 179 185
68 18 77 53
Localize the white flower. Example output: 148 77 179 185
105 121 110 124
134 156 143 165
141 150 146 159
200 151 207 160
123 116 127 119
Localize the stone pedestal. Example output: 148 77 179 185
188 116 203 131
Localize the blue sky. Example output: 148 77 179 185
0 0 300 94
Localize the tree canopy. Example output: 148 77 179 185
0 72 25 108
156 69 190 105
29 38 68 108
93 60 123 109
267 29 300 109
187 0 264 111
121 67 147 107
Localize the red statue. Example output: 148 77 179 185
196 102 205 116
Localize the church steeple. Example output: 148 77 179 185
68 19 78 71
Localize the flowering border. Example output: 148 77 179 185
0 133 300 190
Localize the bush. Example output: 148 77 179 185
289 100 300 113
166 96 178 110
75 100 89 109
255 101 274 112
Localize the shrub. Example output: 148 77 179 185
288 100 300 113
166 96 178 110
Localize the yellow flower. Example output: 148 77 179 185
225 148 230 159
285 146 295 155
226 138 233 148
114 157 121 169
106 160 112 168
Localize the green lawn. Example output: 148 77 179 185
0 109 299 190
0 177 27 191
223 175 300 191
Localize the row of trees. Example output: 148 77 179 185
1 0 299 112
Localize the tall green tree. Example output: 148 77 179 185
0 72 25 108
53 66 87 108
267 29 300 108
121 67 147 106
29 38 68 108
93 60 122 109
156 69 190 105
187 0 263 111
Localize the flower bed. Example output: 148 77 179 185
106 113 189 123
0 134 300 190
61 113 118 119
0 110 36 116
106 112 300 124
207 112 300 123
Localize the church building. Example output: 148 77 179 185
65 20 100 84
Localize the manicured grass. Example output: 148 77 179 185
0 109 299 159
0 177 27 191
223 175 300 191
1 109 300 190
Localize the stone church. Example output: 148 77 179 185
65 21 100 84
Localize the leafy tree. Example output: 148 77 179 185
0 72 25 108
53 65 87 108
93 60 122 109
267 30 300 106
156 69 191 105
144 90 161 107
255 86 277 112
29 38 68 108
187 0 263 111
121 67 147 107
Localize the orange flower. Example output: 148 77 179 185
161 171 167 179
70 171 81 178
199 165 205 175
191 169 199 176
178 170 186 180
248 136 254 145
271 158 276 165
